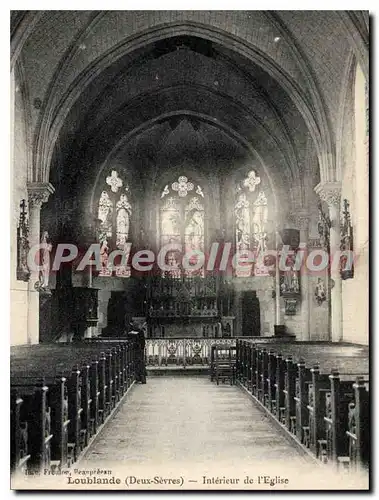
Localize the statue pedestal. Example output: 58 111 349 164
85 318 99 338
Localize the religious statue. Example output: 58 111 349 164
291 271 300 293
165 251 181 278
99 238 112 276
116 193 132 249
314 278 326 306
162 207 180 236
100 239 109 266
215 321 222 338
39 231 52 290
340 199 354 280
115 241 131 278
280 254 300 295
252 190 268 254
186 210 204 251
224 323 232 338
202 325 209 338
16 199 30 282
235 193 250 251
97 191 113 238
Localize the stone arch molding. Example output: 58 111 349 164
76 82 302 195
32 21 335 185
89 110 281 218
335 50 357 182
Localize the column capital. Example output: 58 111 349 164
27 182 55 208
314 182 341 208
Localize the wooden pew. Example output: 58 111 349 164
10 366 80 466
275 354 286 423
243 341 251 387
10 391 30 474
11 346 114 465
10 382 52 473
260 349 269 407
11 342 130 433
255 347 263 402
283 357 297 434
249 343 368 435
245 342 257 395
346 378 370 470
307 365 330 457
294 358 368 467
324 371 369 468
294 360 312 444
58 342 132 414
10 340 136 475
235 340 369 471
236 340 246 385
54 342 132 427
83 339 134 394
277 353 368 455
248 343 257 395
266 350 278 414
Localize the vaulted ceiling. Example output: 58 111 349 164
11 10 369 210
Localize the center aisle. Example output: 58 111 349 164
79 376 311 466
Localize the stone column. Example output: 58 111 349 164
315 182 342 343
27 182 55 344
288 211 310 341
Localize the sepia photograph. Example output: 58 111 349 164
9 8 370 491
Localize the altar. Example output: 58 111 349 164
149 322 217 338
146 275 234 338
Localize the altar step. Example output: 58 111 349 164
147 366 209 376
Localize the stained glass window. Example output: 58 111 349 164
160 176 205 277
185 196 204 253
235 170 269 277
235 193 250 253
116 193 132 248
98 191 113 240
97 170 131 277
160 197 181 247
252 190 268 253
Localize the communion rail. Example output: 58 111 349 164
145 337 292 368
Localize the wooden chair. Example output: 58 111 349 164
214 345 236 386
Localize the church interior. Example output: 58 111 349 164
10 11 369 489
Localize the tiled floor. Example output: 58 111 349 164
80 376 312 467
